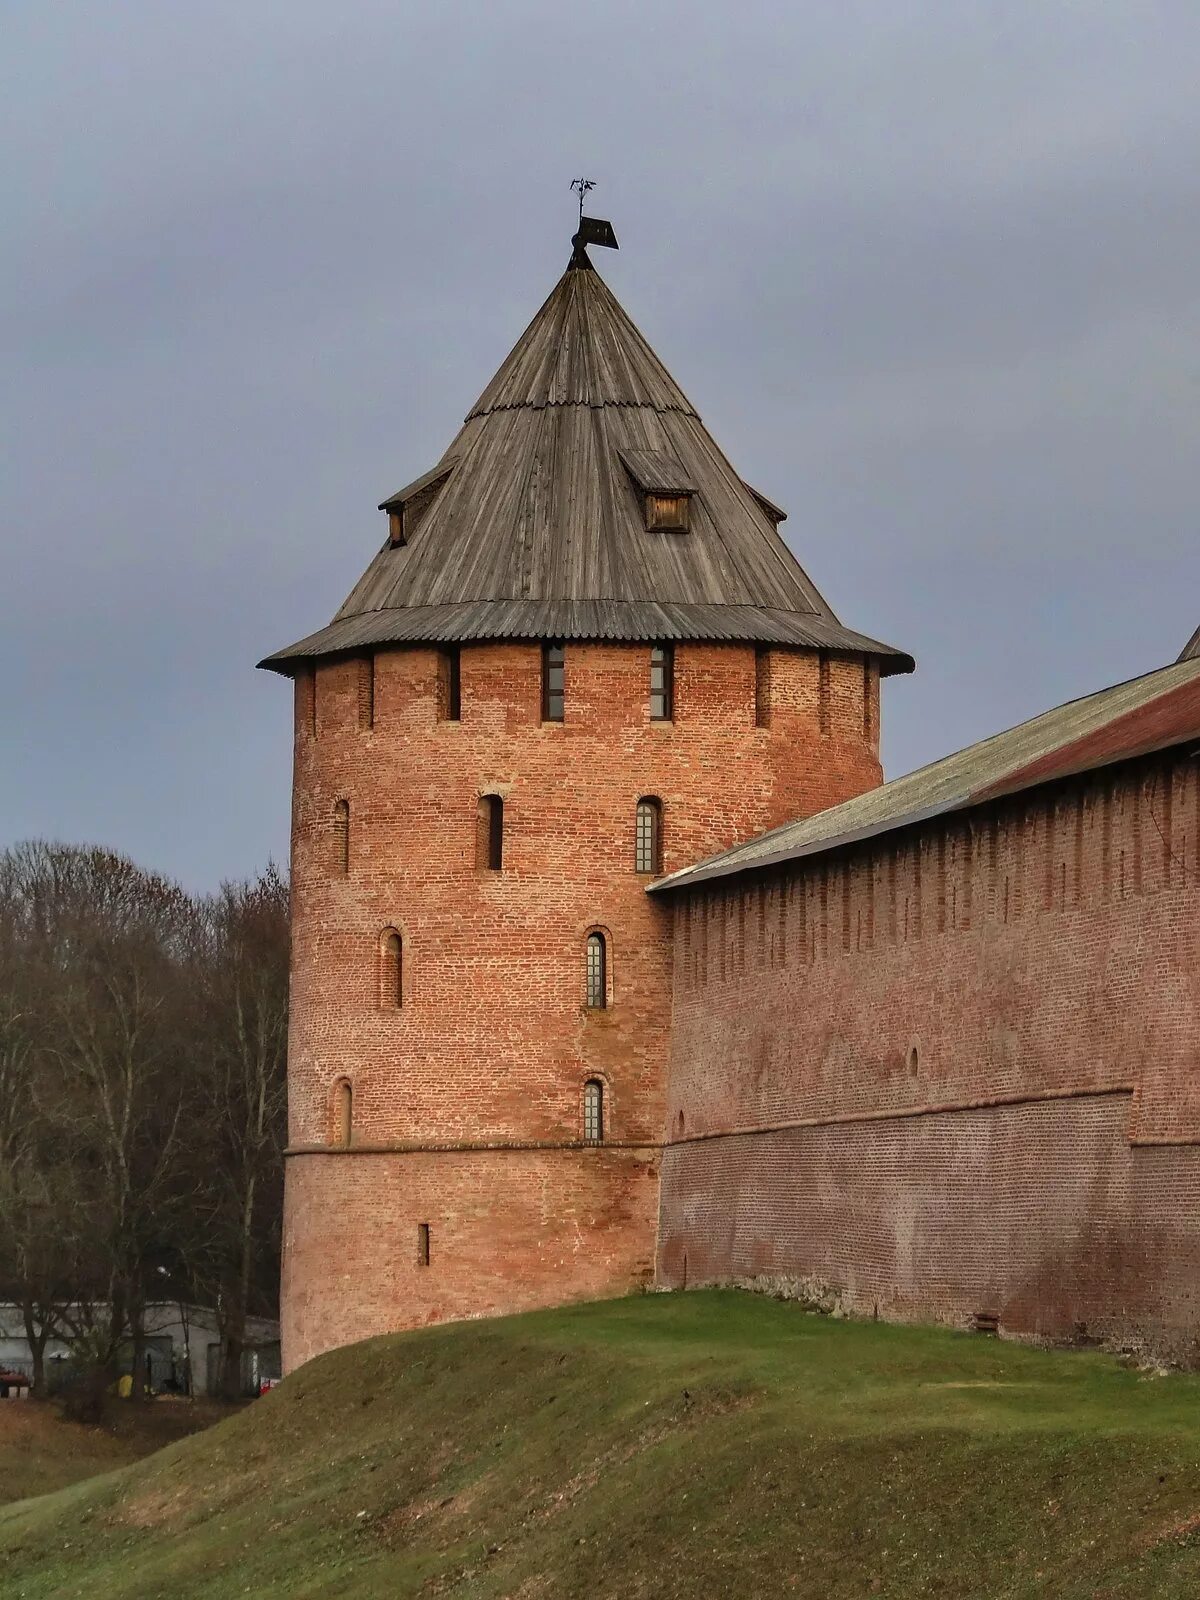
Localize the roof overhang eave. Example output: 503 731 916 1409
257 603 915 676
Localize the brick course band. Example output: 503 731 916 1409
664 1082 1137 1144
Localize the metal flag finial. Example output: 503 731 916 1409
568 179 618 268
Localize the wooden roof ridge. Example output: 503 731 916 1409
259 252 915 674
1179 622 1200 662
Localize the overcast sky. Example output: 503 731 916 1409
3 2 1197 890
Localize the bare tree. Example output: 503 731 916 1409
0 843 200 1414
0 843 289 1413
189 867 289 1399
0 849 75 1396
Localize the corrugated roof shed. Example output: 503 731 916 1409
650 654 1200 895
260 250 911 674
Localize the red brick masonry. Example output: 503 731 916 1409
282 640 879 1369
658 750 1200 1358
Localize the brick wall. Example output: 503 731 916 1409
658 749 1200 1356
282 639 881 1369
283 1147 661 1368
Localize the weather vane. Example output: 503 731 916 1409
570 177 597 226
568 178 618 266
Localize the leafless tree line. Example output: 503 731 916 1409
0 842 288 1416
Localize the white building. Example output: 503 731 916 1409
0 1303 281 1397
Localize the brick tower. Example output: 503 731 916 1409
261 224 912 1370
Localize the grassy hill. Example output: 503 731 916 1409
0 1399 222 1507
4 1290 1200 1598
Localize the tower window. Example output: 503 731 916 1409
635 798 662 875
335 1080 353 1148
618 449 696 533
646 493 690 532
440 647 461 722
380 459 457 547
542 644 565 723
380 929 403 1008
333 799 350 875
818 652 832 734
358 655 375 731
583 1079 604 1143
650 646 674 721
754 648 771 728
477 795 504 871
299 668 317 738
416 1223 431 1267
585 932 607 1010
862 658 874 741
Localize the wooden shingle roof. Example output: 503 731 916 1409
260 257 913 673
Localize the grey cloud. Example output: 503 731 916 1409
3 1 1197 887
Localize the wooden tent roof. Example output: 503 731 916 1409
260 255 913 673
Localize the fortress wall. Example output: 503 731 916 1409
282 639 880 1369
282 1147 660 1371
657 749 1200 1353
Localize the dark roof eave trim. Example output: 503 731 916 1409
257 603 915 676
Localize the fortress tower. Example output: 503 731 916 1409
261 228 912 1370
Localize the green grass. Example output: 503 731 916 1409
0 1398 223 1507
4 1291 1200 1597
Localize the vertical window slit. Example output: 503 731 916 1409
358 655 375 731
440 647 461 722
335 1080 353 1148
862 658 874 741
585 932 607 1009
300 668 318 738
650 645 674 721
583 1079 604 1143
477 795 504 871
542 643 565 722
380 930 403 1008
333 799 350 876
754 647 771 728
635 797 662 874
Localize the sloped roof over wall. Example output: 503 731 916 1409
260 256 912 673
650 654 1200 896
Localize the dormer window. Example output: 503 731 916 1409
379 458 458 548
744 483 787 529
646 494 690 533
619 449 696 534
